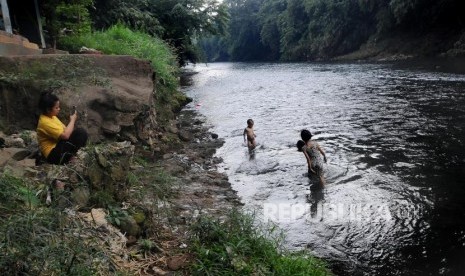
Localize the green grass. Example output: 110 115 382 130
60 25 181 105
0 55 109 92
0 172 111 275
190 210 330 276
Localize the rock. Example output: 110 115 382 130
167 120 179 134
211 133 219 139
86 142 134 200
19 130 37 146
79 46 103 55
11 149 32 161
0 137 5 148
4 137 25 148
121 132 138 144
101 122 121 135
151 267 169 275
132 212 146 224
167 254 190 271
119 215 141 237
162 153 173 159
178 130 193 142
72 187 90 207
92 209 109 226
163 159 185 175
0 148 25 167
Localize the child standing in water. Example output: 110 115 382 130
297 129 327 186
243 119 257 152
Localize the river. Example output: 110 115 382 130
181 62 465 275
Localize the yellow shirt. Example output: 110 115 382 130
36 115 65 158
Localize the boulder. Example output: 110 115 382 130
178 130 193 142
119 215 141 237
0 148 26 167
86 141 135 200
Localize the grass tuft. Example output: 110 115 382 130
190 210 330 276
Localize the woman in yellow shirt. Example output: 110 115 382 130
37 92 87 165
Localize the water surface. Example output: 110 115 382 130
182 62 465 275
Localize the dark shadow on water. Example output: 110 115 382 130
306 179 325 218
249 148 256 160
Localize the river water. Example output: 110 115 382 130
181 62 465 275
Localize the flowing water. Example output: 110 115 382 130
181 62 465 275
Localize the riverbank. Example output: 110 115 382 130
334 31 465 68
0 91 330 275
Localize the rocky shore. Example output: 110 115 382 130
0 105 242 275
119 108 242 274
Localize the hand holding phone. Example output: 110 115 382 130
71 106 77 116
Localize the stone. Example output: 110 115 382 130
162 153 173 159
132 212 146 224
211 133 219 139
101 122 121 135
79 46 103 55
72 187 90 207
11 149 31 161
4 137 25 148
178 130 193 142
167 254 190 271
119 215 141 237
88 164 103 188
85 142 134 199
0 148 25 167
121 131 138 144
167 120 179 134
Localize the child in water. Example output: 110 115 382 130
297 129 327 186
243 119 257 152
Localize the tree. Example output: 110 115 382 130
223 0 271 61
40 0 93 48
90 0 163 36
147 0 229 65
258 0 287 60
91 0 229 65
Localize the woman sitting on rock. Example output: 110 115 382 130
37 92 88 165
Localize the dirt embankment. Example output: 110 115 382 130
0 54 157 144
0 54 241 274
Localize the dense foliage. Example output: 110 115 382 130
39 0 228 65
40 0 93 48
201 0 465 61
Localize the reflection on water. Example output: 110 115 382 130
182 62 465 275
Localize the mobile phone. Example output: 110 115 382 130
72 105 77 115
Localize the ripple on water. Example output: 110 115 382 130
183 62 465 276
